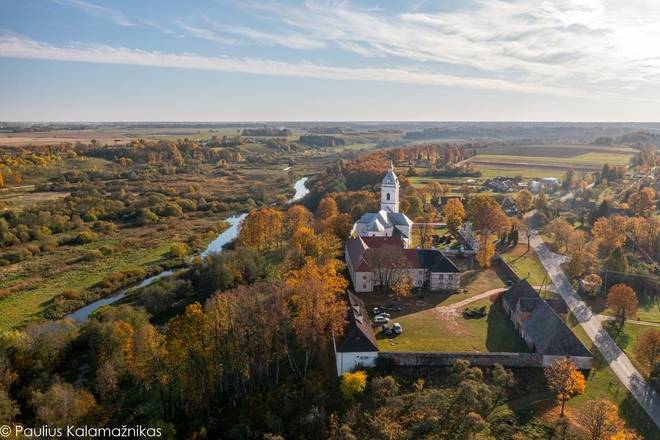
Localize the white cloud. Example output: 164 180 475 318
237 0 660 91
51 0 135 27
0 34 586 97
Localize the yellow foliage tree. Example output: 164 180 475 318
544 358 586 417
340 370 367 401
443 198 465 233
476 233 495 268
574 398 624 440
635 328 660 375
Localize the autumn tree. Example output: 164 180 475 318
0 172 4 189
443 198 465 234
582 273 603 297
286 258 347 377
534 191 549 211
607 284 638 331
476 233 495 268
285 204 314 237
635 328 660 375
466 194 509 237
628 187 656 217
544 358 586 417
340 370 367 401
574 398 624 440
366 244 411 293
547 218 574 252
565 230 596 279
31 381 101 426
515 189 533 213
237 207 284 252
592 215 628 254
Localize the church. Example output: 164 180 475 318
346 162 461 293
351 161 413 247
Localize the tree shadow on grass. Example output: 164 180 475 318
486 299 530 353
619 391 658 440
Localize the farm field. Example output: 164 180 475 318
470 152 632 169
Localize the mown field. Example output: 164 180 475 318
467 143 637 178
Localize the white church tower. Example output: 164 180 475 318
380 161 400 212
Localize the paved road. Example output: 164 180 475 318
529 232 660 428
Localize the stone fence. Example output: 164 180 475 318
379 351 592 370
492 255 521 283
379 351 543 368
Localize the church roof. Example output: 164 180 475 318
382 161 399 186
356 210 412 231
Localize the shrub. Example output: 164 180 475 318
81 249 103 262
75 230 98 245
340 371 367 401
463 305 488 319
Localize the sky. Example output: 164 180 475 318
1 0 660 122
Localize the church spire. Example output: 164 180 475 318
380 161 400 212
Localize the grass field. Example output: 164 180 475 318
604 321 657 378
585 291 660 324
357 265 521 353
499 244 549 287
374 296 528 352
0 241 171 331
564 314 658 438
471 152 632 168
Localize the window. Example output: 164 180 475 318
363 284 367 289
386 193 390 200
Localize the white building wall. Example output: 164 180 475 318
335 351 379 375
354 272 373 292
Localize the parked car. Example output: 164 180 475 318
393 323 402 335
381 325 392 336
373 315 390 324
376 312 391 319
373 307 383 316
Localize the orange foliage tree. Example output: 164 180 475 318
286 258 347 377
544 358 586 417
607 283 638 331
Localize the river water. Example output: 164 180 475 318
67 177 309 322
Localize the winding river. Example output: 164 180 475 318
66 177 309 322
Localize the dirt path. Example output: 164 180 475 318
596 314 660 328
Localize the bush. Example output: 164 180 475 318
463 305 488 319
75 230 98 245
81 249 103 262
169 242 190 260
340 371 367 401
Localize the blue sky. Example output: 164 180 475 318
1 0 660 121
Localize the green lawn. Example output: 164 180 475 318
585 291 660 324
565 313 658 438
500 244 549 287
0 242 172 331
477 166 568 179
374 297 528 353
604 321 657 378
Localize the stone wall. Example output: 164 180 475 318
379 351 592 370
379 351 544 368
492 255 522 283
